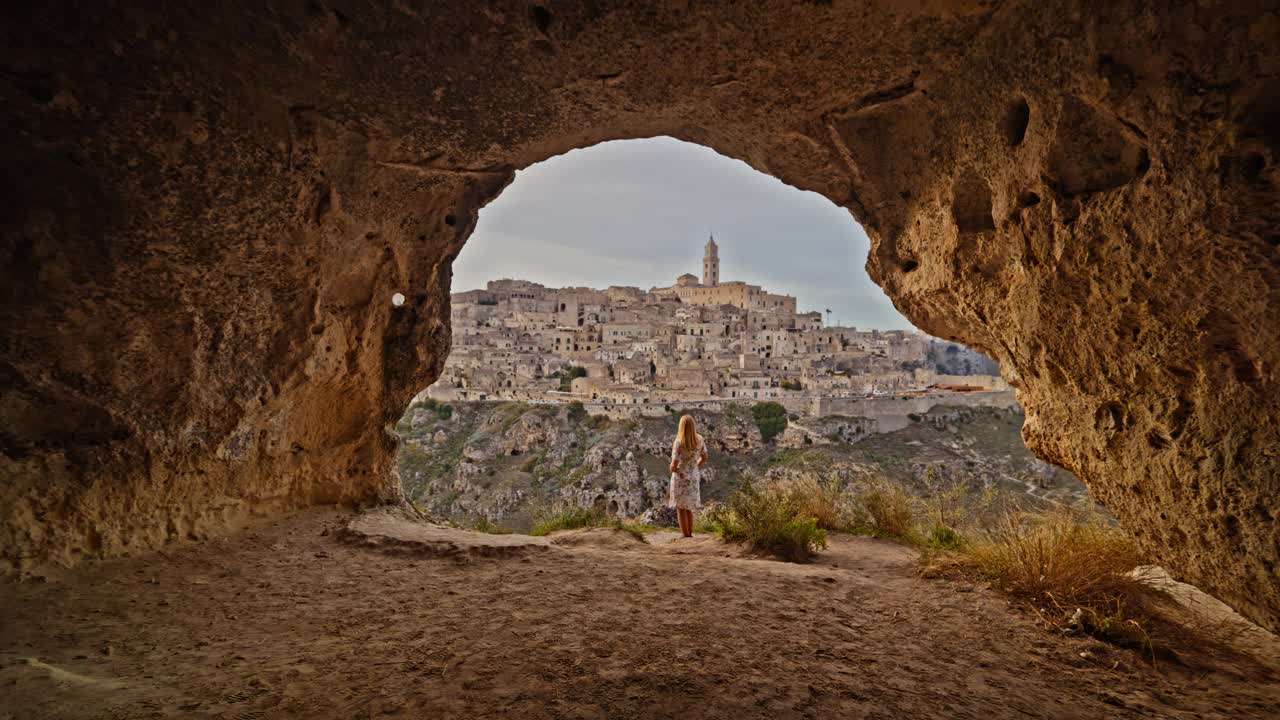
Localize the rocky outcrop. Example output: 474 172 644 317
399 403 754 524
787 416 878 447
402 401 1086 531
2 2 1277 630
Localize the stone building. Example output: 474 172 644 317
703 234 720 286
430 235 1002 410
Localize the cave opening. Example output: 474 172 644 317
391 137 1075 535
0 0 1275 641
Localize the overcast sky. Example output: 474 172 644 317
453 137 914 330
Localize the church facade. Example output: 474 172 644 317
655 235 797 315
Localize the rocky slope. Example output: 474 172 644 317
397 401 1086 531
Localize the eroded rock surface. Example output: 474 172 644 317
398 404 759 527
1 1 1277 629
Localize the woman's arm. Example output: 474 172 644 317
697 437 708 467
669 442 680 474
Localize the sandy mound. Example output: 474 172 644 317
341 506 550 561
547 527 648 549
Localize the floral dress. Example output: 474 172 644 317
669 434 707 511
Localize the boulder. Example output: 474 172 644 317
640 506 678 528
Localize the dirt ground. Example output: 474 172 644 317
2 508 1277 720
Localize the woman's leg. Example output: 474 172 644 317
680 509 693 537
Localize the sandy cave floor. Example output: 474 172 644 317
1 508 1278 720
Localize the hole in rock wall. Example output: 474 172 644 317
1002 98 1030 147
1241 152 1266 181
952 171 996 233
392 137 1089 533
530 5 552 35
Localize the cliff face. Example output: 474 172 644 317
397 403 761 528
1 2 1277 630
396 402 1084 531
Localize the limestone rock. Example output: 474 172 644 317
640 506 679 528
1 1 1277 630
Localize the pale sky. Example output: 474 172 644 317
453 137 914 330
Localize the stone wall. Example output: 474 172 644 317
806 391 1021 433
2 1 1277 630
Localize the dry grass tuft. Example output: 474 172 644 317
788 476 852 532
955 506 1166 655
849 483 916 540
964 508 1142 605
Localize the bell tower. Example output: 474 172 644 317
702 234 719 287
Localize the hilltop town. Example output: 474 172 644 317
426 236 1007 415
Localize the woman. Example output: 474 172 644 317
668 414 708 538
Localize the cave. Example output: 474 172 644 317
1 1 1278 634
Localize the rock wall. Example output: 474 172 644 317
1 2 1276 630
398 403 759 526
805 390 1019 430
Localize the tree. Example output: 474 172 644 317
559 365 587 392
751 402 788 443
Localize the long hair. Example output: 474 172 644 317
676 415 698 455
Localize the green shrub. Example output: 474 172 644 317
926 523 962 550
751 402 788 443
559 366 588 392
530 503 608 535
529 502 647 542
706 479 827 562
420 398 453 420
567 400 587 422
471 516 513 534
692 508 723 534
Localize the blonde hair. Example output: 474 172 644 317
676 415 699 455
